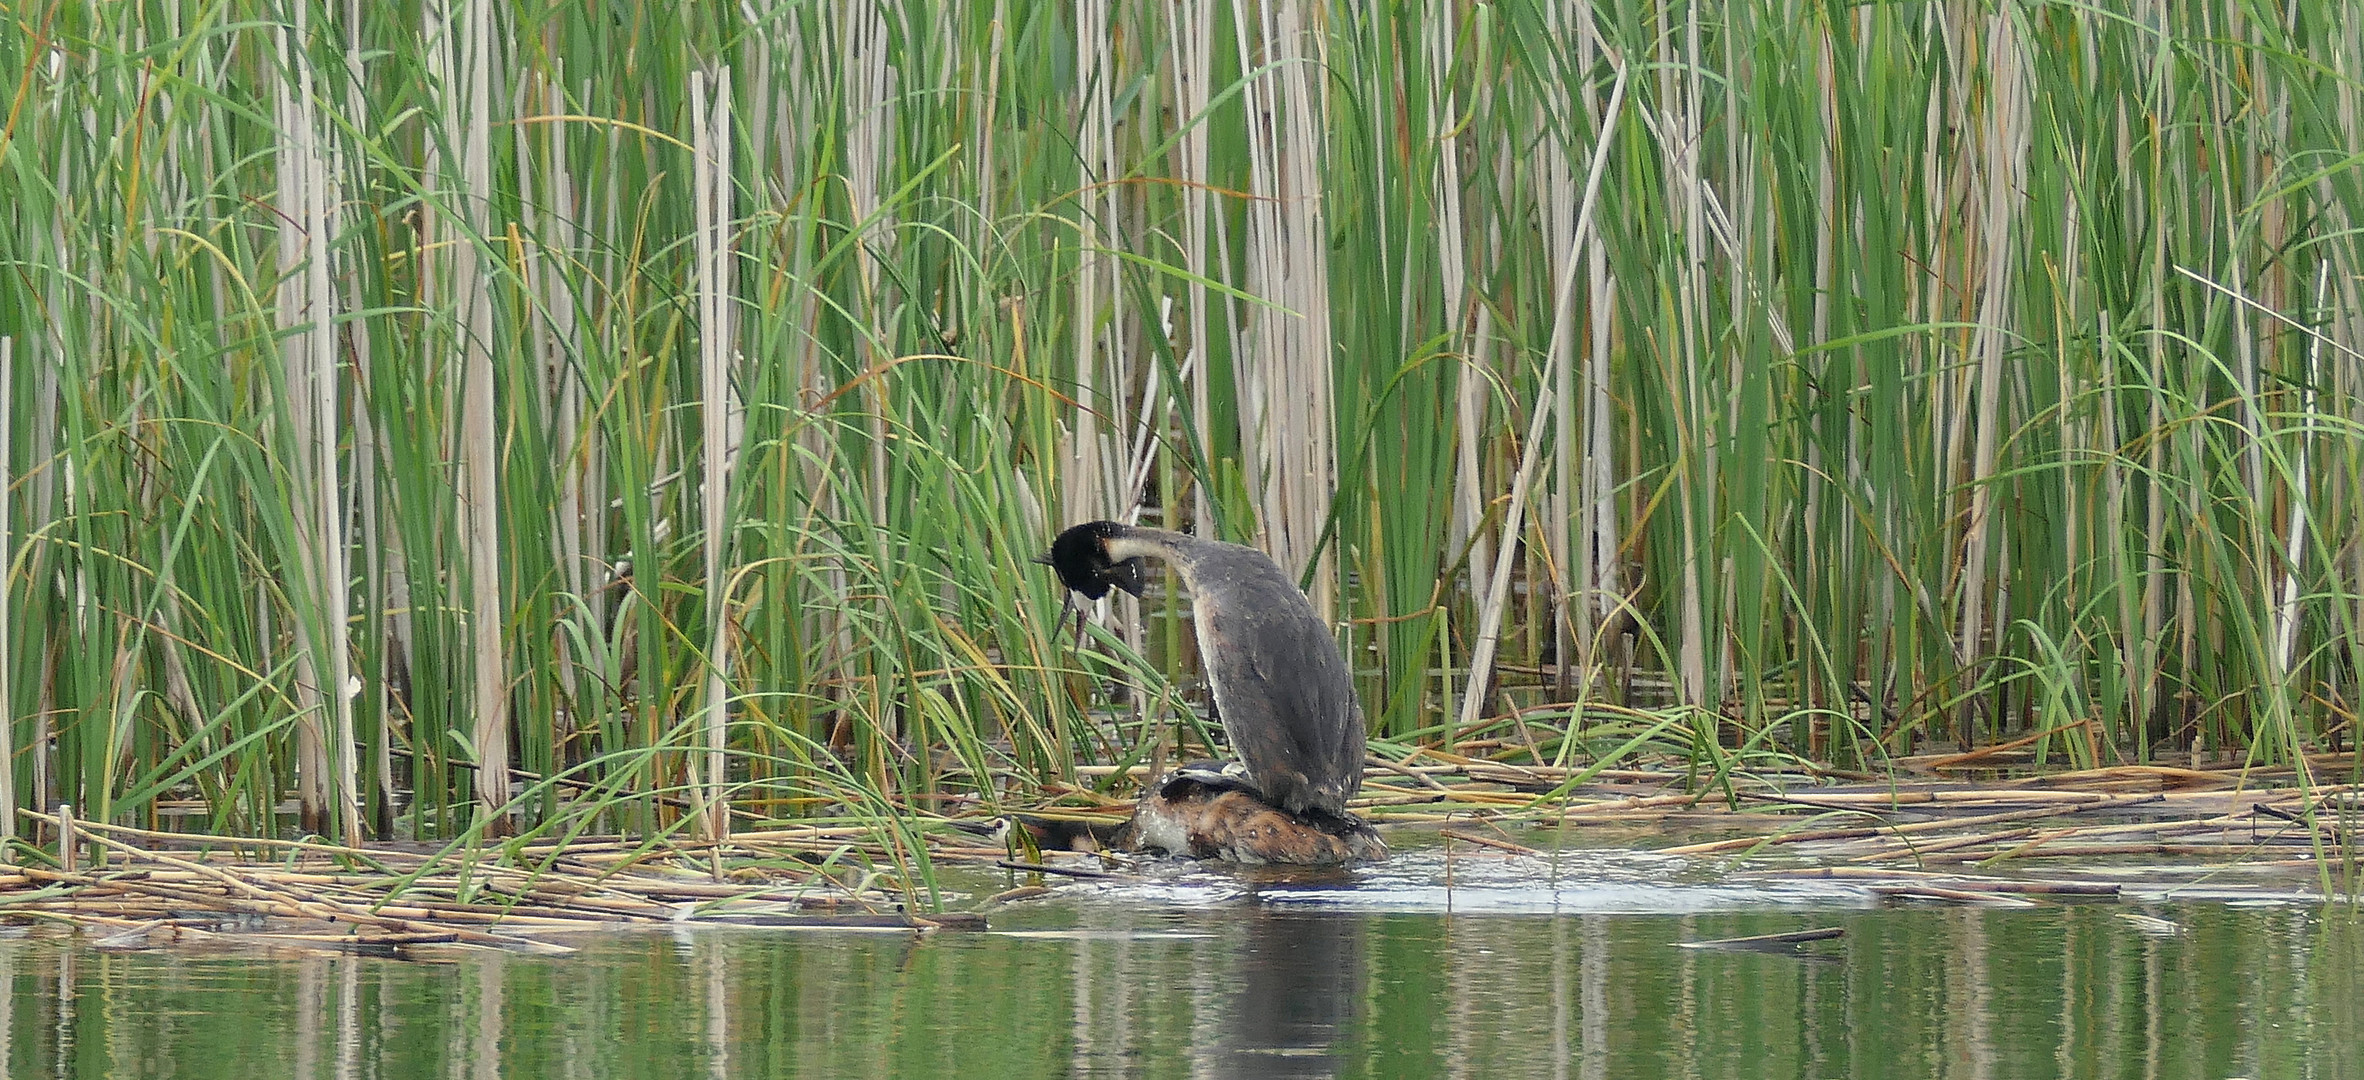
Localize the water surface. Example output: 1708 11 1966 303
3 842 2355 1078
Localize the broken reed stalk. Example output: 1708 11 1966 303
693 66 736 846
57 803 76 874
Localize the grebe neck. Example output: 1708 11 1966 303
1100 526 1202 564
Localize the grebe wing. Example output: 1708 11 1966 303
1198 565 1364 816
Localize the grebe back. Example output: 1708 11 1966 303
1038 521 1365 817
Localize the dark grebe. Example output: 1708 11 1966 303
1039 522 1384 865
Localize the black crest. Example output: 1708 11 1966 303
1036 521 1147 600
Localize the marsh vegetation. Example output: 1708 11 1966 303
2 1 2360 895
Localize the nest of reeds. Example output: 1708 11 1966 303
1 751 2352 955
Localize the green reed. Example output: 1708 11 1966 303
1 0 2359 855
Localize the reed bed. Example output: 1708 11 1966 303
5 753 2345 945
1 0 2361 892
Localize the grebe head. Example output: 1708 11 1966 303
1035 520 1148 600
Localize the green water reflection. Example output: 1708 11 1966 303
1 896 2356 1078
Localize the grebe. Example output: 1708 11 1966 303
1125 761 1385 865
1008 763 1383 866
1038 521 1383 865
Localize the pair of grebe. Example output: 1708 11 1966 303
1038 521 1384 865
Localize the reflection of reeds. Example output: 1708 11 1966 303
2 3 2361 862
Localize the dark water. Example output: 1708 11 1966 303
3 844 2357 1079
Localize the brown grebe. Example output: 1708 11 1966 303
1038 522 1384 865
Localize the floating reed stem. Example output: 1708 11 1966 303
1678 927 1845 950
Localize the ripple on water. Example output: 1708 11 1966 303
1062 845 1877 915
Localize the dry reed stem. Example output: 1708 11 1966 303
1847 827 2041 863
1437 829 1543 856
1744 868 2120 896
693 66 736 846
1678 927 1846 949
1657 795 2167 855
5 758 2346 946
1869 884 2041 907
1456 65 1630 734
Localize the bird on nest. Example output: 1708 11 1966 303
1035 521 1384 866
